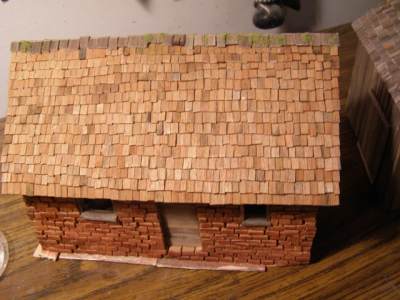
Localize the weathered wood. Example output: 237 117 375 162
347 34 400 210
157 258 265 272
33 244 59 261
355 91 390 182
347 42 380 144
160 204 201 247
35 244 158 266
34 244 265 271
59 251 157 266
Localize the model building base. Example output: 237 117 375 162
33 244 266 272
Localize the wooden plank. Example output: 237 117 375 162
347 42 380 139
157 258 265 272
33 244 59 261
34 244 158 266
347 42 368 135
355 91 390 183
59 252 157 266
35 244 265 272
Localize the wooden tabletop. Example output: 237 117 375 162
0 24 399 300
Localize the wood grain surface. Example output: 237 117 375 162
0 24 399 300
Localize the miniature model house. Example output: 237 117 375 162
348 0 400 210
1 32 340 270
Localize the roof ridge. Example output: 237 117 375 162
10 32 339 53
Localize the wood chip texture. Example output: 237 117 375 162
1 33 341 206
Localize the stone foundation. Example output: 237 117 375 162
25 197 317 267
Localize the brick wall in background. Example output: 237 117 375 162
24 197 167 258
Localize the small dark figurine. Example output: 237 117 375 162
253 0 301 29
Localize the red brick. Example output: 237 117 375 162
205 256 219 262
189 256 204 261
29 198 317 268
168 246 182 257
182 246 195 256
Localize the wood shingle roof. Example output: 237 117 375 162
1 33 340 205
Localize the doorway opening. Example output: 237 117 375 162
160 204 201 247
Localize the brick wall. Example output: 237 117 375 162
25 197 317 267
24 197 166 258
167 205 317 266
